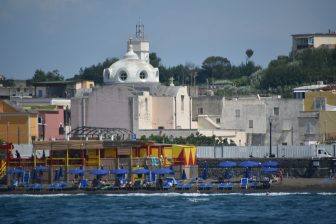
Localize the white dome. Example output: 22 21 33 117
103 45 159 84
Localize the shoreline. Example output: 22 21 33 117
1 178 335 195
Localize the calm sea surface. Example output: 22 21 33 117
1 192 335 224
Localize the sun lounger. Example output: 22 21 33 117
28 183 43 191
79 179 88 189
183 183 192 190
240 178 249 189
175 183 184 190
218 183 235 190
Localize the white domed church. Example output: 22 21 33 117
71 23 197 139
103 44 159 84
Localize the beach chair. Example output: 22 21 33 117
240 178 248 189
28 183 43 191
198 183 207 190
183 183 192 190
175 183 184 190
226 182 235 190
79 179 88 189
250 181 257 189
218 183 226 190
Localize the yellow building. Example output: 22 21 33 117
292 32 336 54
0 101 38 144
303 91 336 142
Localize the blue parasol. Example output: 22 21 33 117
89 169 109 175
181 169 187 180
7 168 24 174
262 167 278 173
110 169 129 175
219 161 237 168
152 168 174 175
262 161 279 167
132 169 150 175
69 169 85 175
34 165 49 171
54 169 60 181
239 161 259 167
202 162 208 180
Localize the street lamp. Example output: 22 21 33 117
269 116 275 158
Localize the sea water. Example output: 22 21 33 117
1 192 336 224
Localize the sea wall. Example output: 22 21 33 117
197 158 336 178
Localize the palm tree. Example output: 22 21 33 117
246 49 254 63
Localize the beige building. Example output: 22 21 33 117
291 32 336 54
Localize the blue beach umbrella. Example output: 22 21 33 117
153 168 174 175
89 169 109 175
110 169 129 175
202 162 209 180
262 161 279 167
219 161 237 168
7 168 24 174
54 169 60 181
132 169 150 175
181 169 187 180
239 161 259 167
34 165 49 171
262 167 278 173
69 169 85 175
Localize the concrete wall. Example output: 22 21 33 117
264 98 303 146
314 36 336 48
192 96 223 120
71 85 134 130
151 97 174 129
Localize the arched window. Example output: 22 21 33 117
119 71 127 81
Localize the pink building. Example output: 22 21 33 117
38 106 65 141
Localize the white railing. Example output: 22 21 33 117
197 144 336 159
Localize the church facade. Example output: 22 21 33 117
71 25 197 139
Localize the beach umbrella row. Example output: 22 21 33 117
218 160 279 167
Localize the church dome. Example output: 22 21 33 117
103 45 159 84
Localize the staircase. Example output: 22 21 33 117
0 160 6 185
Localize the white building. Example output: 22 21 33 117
71 24 197 139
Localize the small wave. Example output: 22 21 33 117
0 193 87 198
317 192 336 196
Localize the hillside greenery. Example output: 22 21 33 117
28 48 336 97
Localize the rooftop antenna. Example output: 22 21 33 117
136 17 145 40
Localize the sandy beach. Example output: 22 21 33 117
1 178 335 195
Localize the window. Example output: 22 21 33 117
314 97 326 111
145 98 148 112
249 120 253 128
181 95 184 111
139 71 147 80
274 107 279 116
38 90 43 97
119 71 127 81
216 118 220 124
235 109 240 118
198 107 203 115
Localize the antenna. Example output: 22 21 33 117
136 18 145 40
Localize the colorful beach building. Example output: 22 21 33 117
3 140 197 185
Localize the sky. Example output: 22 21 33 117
0 0 335 80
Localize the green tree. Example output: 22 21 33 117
245 49 254 63
149 52 161 68
32 69 47 82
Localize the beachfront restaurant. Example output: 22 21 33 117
5 140 198 186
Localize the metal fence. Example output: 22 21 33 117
197 144 336 159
